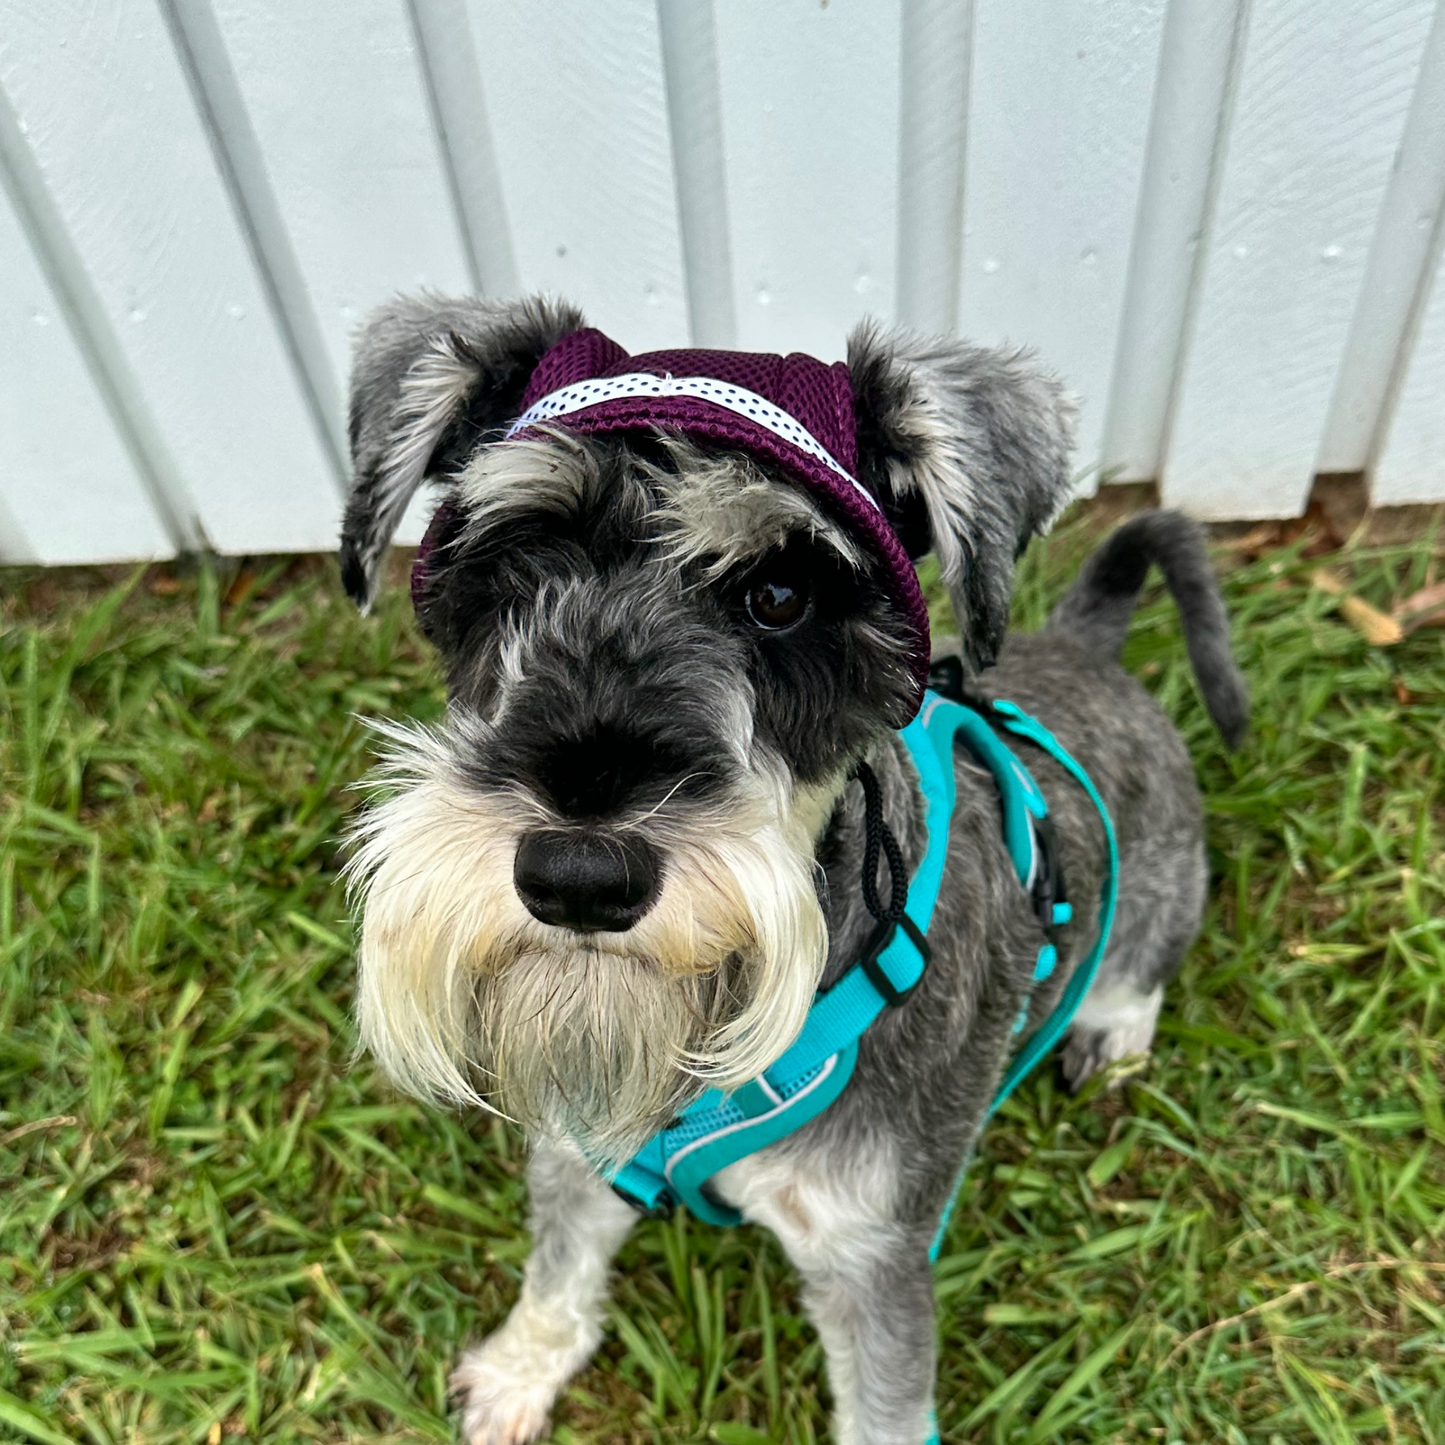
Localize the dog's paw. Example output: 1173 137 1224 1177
1061 984 1163 1093
1060 1025 1148 1092
452 1296 600 1445
451 1344 555 1445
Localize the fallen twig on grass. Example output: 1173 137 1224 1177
1164 1258 1445 1364
0 1115 77 1148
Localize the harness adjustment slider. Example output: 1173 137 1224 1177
857 914 930 1007
1029 813 1067 942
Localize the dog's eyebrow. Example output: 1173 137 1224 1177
452 431 865 578
651 443 864 577
456 432 593 536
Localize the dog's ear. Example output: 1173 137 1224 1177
340 293 585 610
848 322 1076 670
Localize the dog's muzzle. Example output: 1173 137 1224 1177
513 830 660 933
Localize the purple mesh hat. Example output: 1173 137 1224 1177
415 328 932 711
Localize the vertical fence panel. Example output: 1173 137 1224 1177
207 0 474 390
1319 3 1445 479
205 0 483 545
0 184 172 564
657 0 737 348
5 2 1445 566
1100 0 1246 486
1375 246 1445 505
1164 0 1436 519
714 0 903 361
465 0 688 352
0 2 338 554
895 0 972 336
958 0 1167 480
408 0 517 301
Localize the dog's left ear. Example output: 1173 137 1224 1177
340 292 585 610
849 322 1077 670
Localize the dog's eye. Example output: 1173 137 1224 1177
745 576 810 630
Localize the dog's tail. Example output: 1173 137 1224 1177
1045 509 1248 747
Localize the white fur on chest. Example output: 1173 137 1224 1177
712 1132 903 1273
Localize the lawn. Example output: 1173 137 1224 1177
2 511 1444 1445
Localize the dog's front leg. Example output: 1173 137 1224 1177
797 1243 938 1445
452 1139 636 1445
721 1153 938 1445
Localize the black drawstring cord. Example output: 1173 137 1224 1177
850 758 931 1008
851 759 908 925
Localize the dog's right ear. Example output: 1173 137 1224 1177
339 293 585 610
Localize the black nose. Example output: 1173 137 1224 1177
513 831 660 933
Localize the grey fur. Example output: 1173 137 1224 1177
339 293 1244 1444
848 320 1077 671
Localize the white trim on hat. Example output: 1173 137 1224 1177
506 371 881 514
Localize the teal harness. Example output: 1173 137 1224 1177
610 688 1119 1231
608 688 1118 1443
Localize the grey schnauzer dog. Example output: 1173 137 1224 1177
338 293 1246 1445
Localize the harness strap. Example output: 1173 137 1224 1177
606 692 1118 1445
609 692 1117 1248
985 701 1120 1116
611 699 962 1224
926 698 1121 1268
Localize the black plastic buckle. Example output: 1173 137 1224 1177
858 914 931 1007
610 1183 675 1220
926 658 999 719
927 654 967 702
1029 814 1067 941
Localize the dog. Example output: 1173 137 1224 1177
337 293 1247 1445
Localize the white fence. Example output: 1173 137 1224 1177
2 0 1444 566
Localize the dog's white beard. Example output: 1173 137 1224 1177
346 718 832 1158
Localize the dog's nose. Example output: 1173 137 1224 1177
513 831 660 933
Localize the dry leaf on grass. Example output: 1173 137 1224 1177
1226 522 1285 557
1392 579 1445 635
1311 569 1403 646
1226 498 1348 561
1341 598 1403 646
147 569 184 596
225 568 257 606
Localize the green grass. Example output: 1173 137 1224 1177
2 515 1444 1445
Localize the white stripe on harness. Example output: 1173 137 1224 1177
661 1051 844 1195
507 372 881 514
